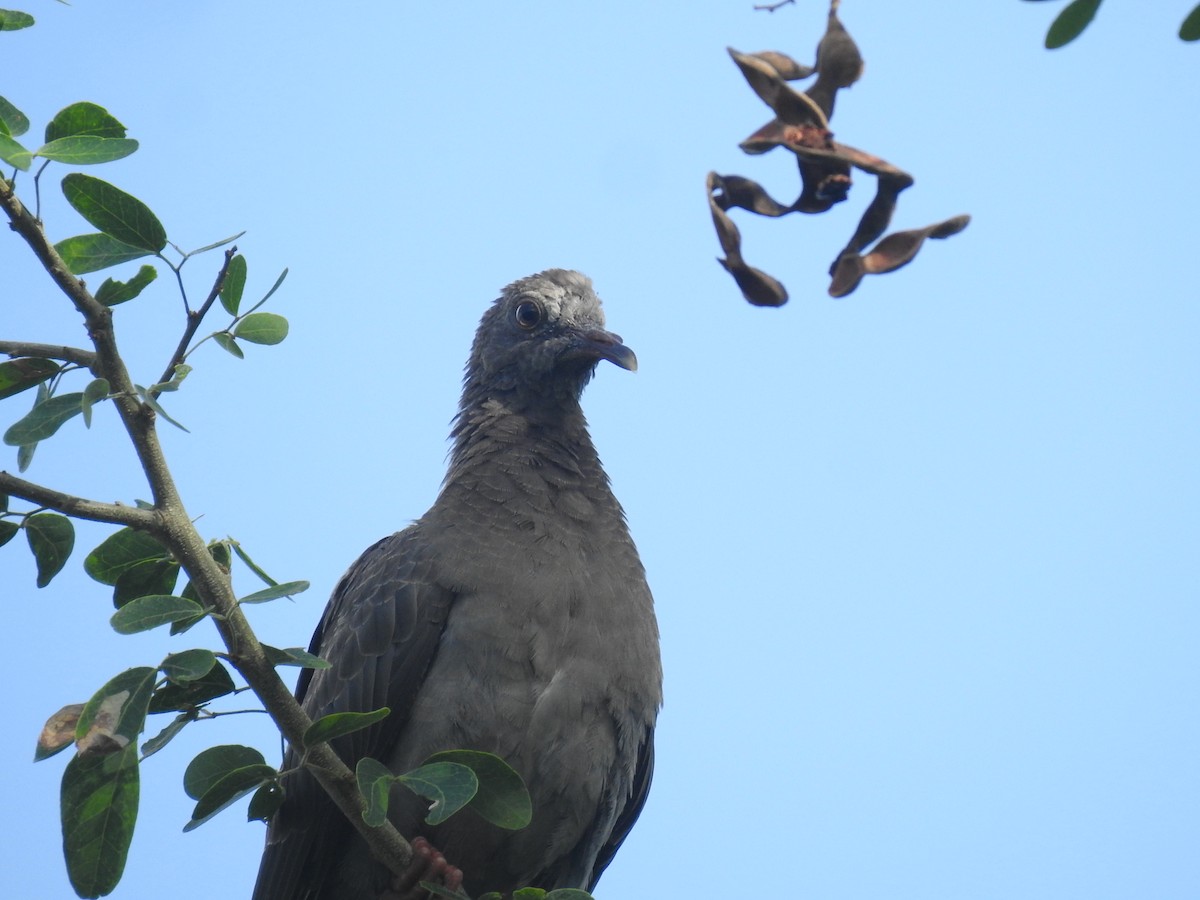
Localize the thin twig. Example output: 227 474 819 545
155 247 236 390
754 0 796 12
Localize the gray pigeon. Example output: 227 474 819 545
253 269 662 899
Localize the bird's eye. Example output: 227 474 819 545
513 300 542 330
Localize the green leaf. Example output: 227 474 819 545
257 267 289 308
1045 0 1102 48
355 757 394 827
304 707 390 748
247 781 285 822
544 891 594 900
147 363 191 394
54 232 153 275
220 253 247 315
0 9 34 31
0 519 18 548
113 558 180 607
76 667 157 750
238 579 310 605
183 231 244 258
3 390 85 445
61 173 166 252
45 101 128 142
0 94 30 137
261 645 331 670
426 750 532 830
0 357 59 401
234 312 289 345
183 744 266 801
400 762 479 826
0 131 31 169
1182 4 1200 41
135 384 189 432
140 712 194 760
25 512 74 587
110 594 204 635
95 264 157 307
230 541 276 586
80 378 110 428
17 439 36 472
148 661 235 713
212 332 244 359
36 136 139 165
85 527 171 586
61 743 139 898
160 649 217 684
185 764 277 831
512 891 547 900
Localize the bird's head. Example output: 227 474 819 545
466 269 636 404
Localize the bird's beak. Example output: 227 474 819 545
570 329 638 372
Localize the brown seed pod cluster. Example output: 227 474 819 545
708 1 970 305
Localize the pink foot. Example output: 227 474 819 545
381 837 465 900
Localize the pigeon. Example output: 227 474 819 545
253 269 662 899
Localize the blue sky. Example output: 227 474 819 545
4 2 1198 898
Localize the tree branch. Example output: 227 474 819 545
154 247 236 390
3 176 417 881
0 340 98 370
0 471 158 529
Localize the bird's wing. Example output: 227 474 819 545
253 527 455 900
587 724 656 890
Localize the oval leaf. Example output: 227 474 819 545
140 712 194 760
183 744 266 800
0 357 59 401
304 707 390 748
247 781 285 823
76 667 157 751
3 391 85 446
113 558 181 608
36 702 86 762
61 173 166 252
54 232 152 275
261 645 331 670
110 594 204 634
85 527 171 586
1045 0 1102 48
148 660 236 713
25 512 75 588
45 101 127 142
1182 5 1200 41
426 749 532 830
0 10 34 31
61 743 139 898
356 757 394 827
37 136 139 165
185 764 277 831
400 762 479 826
95 264 157 307
220 253 247 315
234 312 289 345
0 132 32 170
238 579 310 605
212 331 244 359
160 649 217 684
0 94 30 137
0 519 19 549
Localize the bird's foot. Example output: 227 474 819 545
381 837 465 900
